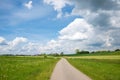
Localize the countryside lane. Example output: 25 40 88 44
50 58 91 80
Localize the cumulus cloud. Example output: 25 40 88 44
0 37 7 45
0 37 5 44
59 18 94 41
43 0 120 53
38 18 96 53
69 0 120 29
44 0 72 18
44 0 120 28
9 37 27 47
0 37 29 55
38 39 61 53
24 1 33 9
20 42 41 54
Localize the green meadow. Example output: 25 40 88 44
0 56 59 80
0 51 120 80
67 52 120 80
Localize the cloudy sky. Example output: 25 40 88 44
0 0 120 55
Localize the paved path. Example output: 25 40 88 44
50 58 91 80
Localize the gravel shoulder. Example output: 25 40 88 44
50 58 91 80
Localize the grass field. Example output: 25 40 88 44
67 55 120 59
0 56 59 80
0 51 120 80
67 53 120 80
65 51 120 56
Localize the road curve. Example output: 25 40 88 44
50 58 91 80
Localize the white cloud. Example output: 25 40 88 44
57 12 63 19
0 37 7 46
40 17 120 53
110 11 120 28
0 37 5 44
44 0 120 28
24 1 33 9
37 18 96 53
44 0 120 52
0 37 29 54
105 38 112 47
9 37 27 47
44 0 72 18
59 18 94 41
38 39 62 53
21 42 40 54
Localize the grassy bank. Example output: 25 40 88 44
0 56 59 80
68 55 120 80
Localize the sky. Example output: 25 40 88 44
0 0 120 55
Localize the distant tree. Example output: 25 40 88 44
1 54 14 56
43 53 47 58
75 49 80 54
80 51 89 54
76 49 89 54
115 49 120 51
53 53 59 57
56 53 60 56
60 52 64 56
91 51 95 54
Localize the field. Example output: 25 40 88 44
0 56 59 80
0 51 120 80
67 52 120 80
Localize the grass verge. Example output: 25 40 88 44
68 57 120 80
0 56 59 80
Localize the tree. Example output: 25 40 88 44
75 49 89 54
60 52 64 56
53 53 59 57
76 49 80 54
43 53 47 58
80 51 89 54
115 49 120 51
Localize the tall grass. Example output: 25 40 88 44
68 58 120 80
0 56 59 80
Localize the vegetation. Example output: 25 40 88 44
60 52 64 56
65 50 120 56
75 49 89 54
0 56 59 80
115 49 120 51
0 49 120 80
67 53 120 80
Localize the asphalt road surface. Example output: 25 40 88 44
50 58 91 80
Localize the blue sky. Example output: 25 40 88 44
0 0 120 54
0 0 76 41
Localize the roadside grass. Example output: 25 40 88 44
68 56 120 80
67 55 120 59
0 56 59 80
65 51 120 56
